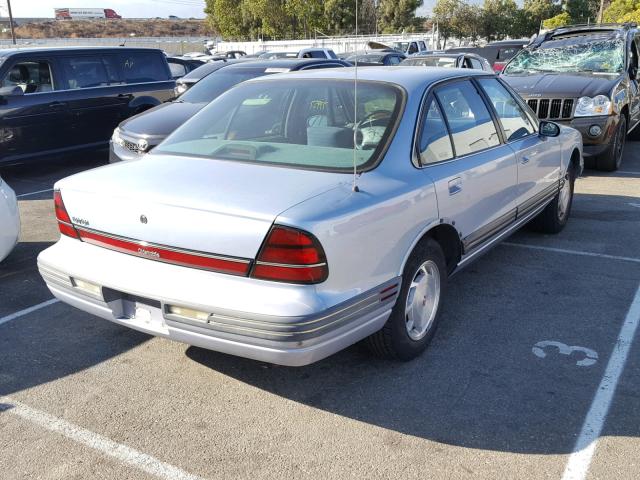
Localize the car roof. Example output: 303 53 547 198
248 66 492 94
222 58 348 70
0 46 162 57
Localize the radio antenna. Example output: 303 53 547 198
352 0 360 193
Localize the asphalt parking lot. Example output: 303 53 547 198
1 149 639 480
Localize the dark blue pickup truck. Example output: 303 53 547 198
0 47 175 165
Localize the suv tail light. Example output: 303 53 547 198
54 190 79 239
251 225 328 284
493 61 506 73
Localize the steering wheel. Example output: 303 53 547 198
354 110 392 150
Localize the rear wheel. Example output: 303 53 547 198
596 115 626 172
530 166 575 234
365 238 447 361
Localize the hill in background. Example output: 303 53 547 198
4 19 213 38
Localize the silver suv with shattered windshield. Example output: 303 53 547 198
502 23 640 171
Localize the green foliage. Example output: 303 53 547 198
378 0 424 33
542 11 571 29
564 0 600 23
479 0 517 41
619 9 640 21
603 0 640 22
206 0 423 39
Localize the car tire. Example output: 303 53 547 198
365 237 447 361
596 115 626 172
530 166 575 234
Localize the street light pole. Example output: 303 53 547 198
6 0 16 45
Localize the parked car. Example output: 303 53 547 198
209 50 247 60
110 58 350 162
401 53 493 71
298 48 339 59
40 67 582 366
0 175 19 262
447 40 529 72
166 56 205 79
0 47 175 165
502 23 639 171
346 52 407 66
173 59 241 96
392 40 427 56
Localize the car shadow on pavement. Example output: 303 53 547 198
186 239 640 455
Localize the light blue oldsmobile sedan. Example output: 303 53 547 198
38 67 583 366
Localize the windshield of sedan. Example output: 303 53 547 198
348 54 384 63
402 56 457 68
156 79 403 172
179 69 271 104
504 36 625 74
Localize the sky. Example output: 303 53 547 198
2 0 432 20
1 0 207 19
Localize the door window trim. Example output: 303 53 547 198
412 75 507 168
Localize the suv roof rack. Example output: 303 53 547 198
531 22 636 47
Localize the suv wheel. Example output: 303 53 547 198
597 115 626 172
365 238 446 361
530 167 575 234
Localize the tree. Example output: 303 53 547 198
542 11 571 28
205 0 261 39
564 0 600 23
378 0 423 33
479 0 517 41
603 0 640 21
512 0 561 37
432 0 465 46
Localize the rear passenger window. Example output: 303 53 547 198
59 56 109 89
169 62 187 78
470 58 484 70
435 81 500 156
1 60 54 94
119 52 169 84
419 97 454 164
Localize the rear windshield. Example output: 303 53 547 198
403 56 457 67
180 69 270 103
156 79 403 172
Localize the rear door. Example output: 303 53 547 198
57 53 128 147
477 78 560 216
419 79 518 253
0 56 72 162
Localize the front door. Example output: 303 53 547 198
0 58 72 163
477 78 560 215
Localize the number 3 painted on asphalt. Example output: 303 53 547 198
532 340 598 367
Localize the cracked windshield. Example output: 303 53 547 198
504 37 625 74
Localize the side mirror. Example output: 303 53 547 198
539 120 560 137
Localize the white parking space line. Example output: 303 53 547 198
561 283 640 480
16 188 54 198
0 396 205 480
502 242 640 264
0 299 60 327
617 171 640 175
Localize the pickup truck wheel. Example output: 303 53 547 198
530 167 575 234
365 238 447 361
597 116 626 172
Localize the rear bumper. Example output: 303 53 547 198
0 181 20 262
38 239 399 366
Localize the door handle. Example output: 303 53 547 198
448 177 462 195
117 93 133 99
48 101 67 108
521 155 530 164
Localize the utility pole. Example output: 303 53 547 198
6 0 16 45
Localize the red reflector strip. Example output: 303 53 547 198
76 228 250 276
252 263 327 283
58 221 79 239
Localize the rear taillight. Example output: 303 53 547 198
493 62 506 73
54 190 79 239
251 225 328 284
